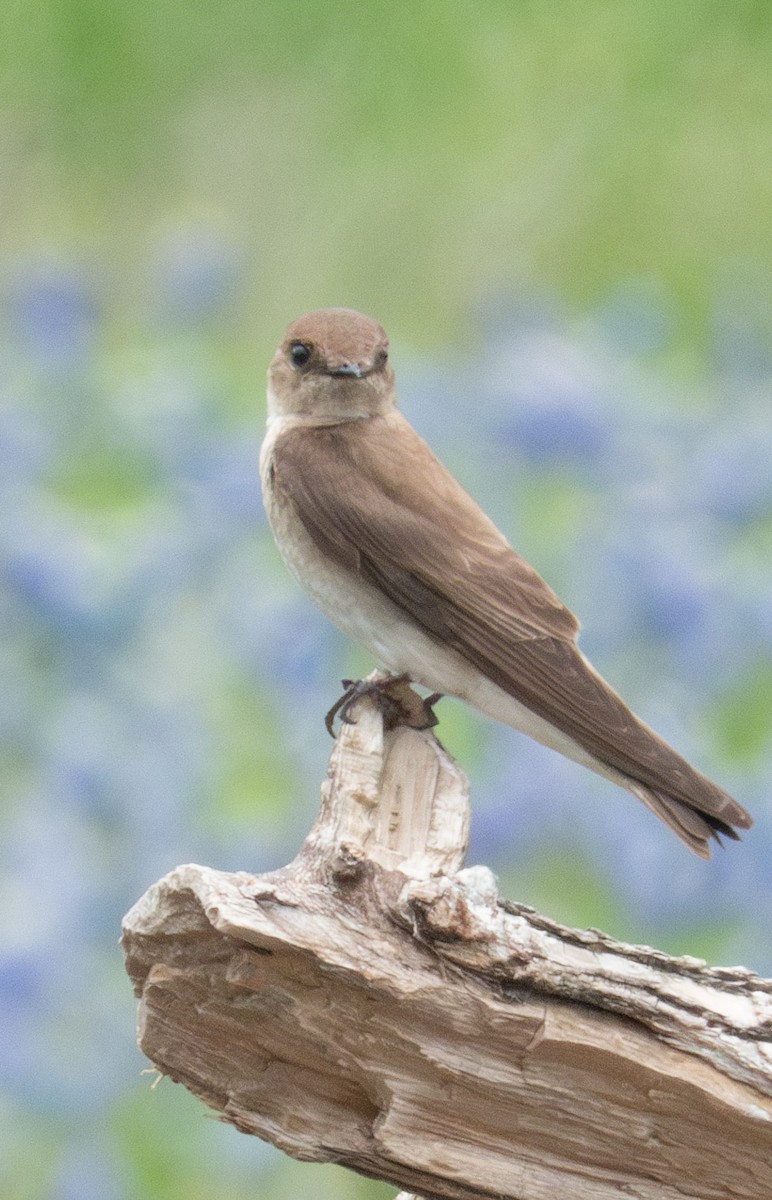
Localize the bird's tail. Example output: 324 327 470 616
626 782 743 859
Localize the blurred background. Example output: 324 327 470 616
2 2 771 1197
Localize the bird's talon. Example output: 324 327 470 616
324 686 355 737
421 692 444 729
324 675 437 735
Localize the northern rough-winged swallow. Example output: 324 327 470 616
260 307 752 858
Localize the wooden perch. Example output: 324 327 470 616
122 677 772 1200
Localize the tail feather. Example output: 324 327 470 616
628 782 743 859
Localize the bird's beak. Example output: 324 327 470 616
329 360 365 378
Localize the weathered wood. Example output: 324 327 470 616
122 679 772 1200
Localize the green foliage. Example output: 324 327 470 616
711 664 772 765
499 846 628 936
53 451 155 511
3 1 771 352
206 675 299 829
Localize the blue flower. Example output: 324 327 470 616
483 328 613 468
7 261 99 368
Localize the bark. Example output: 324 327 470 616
122 678 772 1200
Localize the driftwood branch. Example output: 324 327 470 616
123 678 772 1200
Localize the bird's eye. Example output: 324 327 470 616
375 347 389 367
290 342 311 368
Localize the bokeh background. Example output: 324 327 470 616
2 3 771 1198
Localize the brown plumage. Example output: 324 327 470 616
262 308 753 857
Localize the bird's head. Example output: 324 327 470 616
267 308 394 422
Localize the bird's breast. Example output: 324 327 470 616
260 422 412 672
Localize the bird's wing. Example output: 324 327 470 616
270 413 748 833
271 412 579 642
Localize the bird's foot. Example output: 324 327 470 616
325 674 443 737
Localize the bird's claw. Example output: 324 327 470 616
324 679 358 736
324 675 443 737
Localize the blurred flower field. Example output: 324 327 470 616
1 235 770 1199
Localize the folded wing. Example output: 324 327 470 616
271 414 751 852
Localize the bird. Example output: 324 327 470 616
260 307 752 858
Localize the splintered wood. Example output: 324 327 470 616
123 679 772 1200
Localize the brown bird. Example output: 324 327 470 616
260 307 752 857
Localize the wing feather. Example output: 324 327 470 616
271 414 749 833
